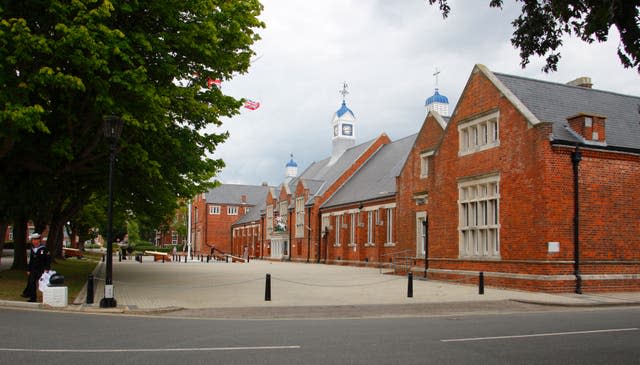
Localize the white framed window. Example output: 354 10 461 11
266 205 274 235
349 213 356 244
171 231 178 244
420 151 434 178
228 206 238 215
334 215 341 247
385 208 394 245
459 111 499 156
458 174 500 259
278 201 288 226
322 215 330 233
8 226 13 241
295 197 305 238
366 211 374 245
416 212 427 258
209 205 220 215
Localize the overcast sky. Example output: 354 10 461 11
210 0 639 187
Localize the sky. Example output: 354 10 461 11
210 0 639 187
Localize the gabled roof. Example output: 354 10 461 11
476 64 640 150
289 137 379 204
204 184 270 206
234 199 265 225
322 133 418 208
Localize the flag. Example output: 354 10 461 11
243 99 260 110
207 77 221 89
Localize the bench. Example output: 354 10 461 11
144 250 171 262
63 247 83 259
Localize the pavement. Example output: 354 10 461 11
1 250 640 318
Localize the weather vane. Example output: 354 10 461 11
340 81 349 102
433 68 440 88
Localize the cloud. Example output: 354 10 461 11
209 0 639 186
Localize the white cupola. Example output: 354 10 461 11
329 82 356 165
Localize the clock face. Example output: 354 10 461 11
342 123 353 136
333 124 339 137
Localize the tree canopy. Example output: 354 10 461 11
428 0 640 73
0 0 264 267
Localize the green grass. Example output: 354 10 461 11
0 252 101 303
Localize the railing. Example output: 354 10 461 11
379 249 417 275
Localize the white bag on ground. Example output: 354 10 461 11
38 271 55 292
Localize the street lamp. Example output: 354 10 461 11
100 115 123 308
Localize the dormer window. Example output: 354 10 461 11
459 111 499 156
420 151 434 178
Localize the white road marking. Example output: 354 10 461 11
442 327 638 342
0 345 301 353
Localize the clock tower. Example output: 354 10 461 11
329 82 356 165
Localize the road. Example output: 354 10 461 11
0 307 639 364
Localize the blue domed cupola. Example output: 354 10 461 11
425 88 450 117
330 82 357 166
335 100 355 118
285 154 298 181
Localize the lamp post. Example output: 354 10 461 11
100 115 123 308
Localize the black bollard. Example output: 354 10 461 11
200 255 203 262
162 256 165 263
265 273 271 301
479 272 484 295
102 254 105 262
118 251 122 262
407 272 413 298
86 274 94 304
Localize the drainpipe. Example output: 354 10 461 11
317 211 322 263
306 206 311 263
288 208 293 261
572 147 582 294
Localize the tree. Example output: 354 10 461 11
427 0 640 73
0 1 264 262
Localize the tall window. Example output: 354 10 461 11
209 205 220 215
386 208 394 244
459 175 500 258
8 226 13 241
459 111 499 156
367 211 374 244
334 215 341 246
295 197 305 238
171 231 178 245
227 206 238 215
416 212 427 258
420 151 433 178
266 205 274 235
279 201 288 225
350 213 356 244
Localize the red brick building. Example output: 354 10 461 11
205 65 640 292
190 184 270 255
394 65 640 292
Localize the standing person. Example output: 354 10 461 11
21 233 51 302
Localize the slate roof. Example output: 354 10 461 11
204 184 270 206
289 137 379 204
494 72 640 150
234 199 265 225
322 133 418 209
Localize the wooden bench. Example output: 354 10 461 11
145 250 171 262
63 247 83 259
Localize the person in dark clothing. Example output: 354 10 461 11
21 233 51 302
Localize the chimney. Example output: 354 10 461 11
567 77 592 89
567 113 606 142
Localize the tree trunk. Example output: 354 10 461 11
11 217 28 270
0 222 6 262
46 219 65 260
